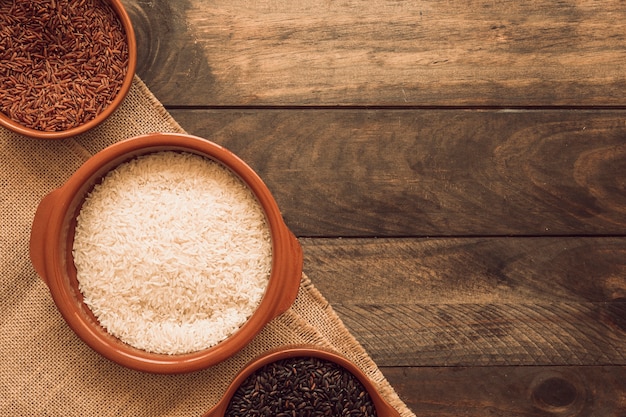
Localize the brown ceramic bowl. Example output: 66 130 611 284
0 0 136 139
29 133 303 373
203 346 402 417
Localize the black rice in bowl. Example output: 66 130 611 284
225 356 377 417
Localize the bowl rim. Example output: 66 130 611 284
31 133 303 373
0 0 137 140
202 345 402 417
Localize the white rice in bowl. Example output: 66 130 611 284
72 151 273 355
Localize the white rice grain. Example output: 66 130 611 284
72 151 272 354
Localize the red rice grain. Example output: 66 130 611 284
0 0 129 132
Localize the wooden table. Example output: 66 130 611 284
122 1 626 415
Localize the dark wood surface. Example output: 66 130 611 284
122 0 626 415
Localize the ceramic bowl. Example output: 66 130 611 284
29 133 303 373
203 346 401 417
0 0 136 139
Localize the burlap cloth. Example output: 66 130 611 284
0 77 414 417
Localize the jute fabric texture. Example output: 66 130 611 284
0 77 415 417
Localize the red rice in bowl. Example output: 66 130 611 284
0 0 129 132
72 151 273 355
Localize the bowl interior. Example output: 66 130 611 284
204 347 401 417
56 141 285 370
0 0 137 139
62 150 149 349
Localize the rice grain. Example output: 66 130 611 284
0 0 129 131
72 151 273 355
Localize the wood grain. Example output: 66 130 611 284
381 366 626 417
301 237 626 366
334 302 626 366
122 1 626 415
124 0 626 106
171 108 626 237
301 237 626 304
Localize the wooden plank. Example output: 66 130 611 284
124 0 626 106
301 237 626 366
171 108 626 237
380 366 626 417
334 302 626 366
301 237 626 305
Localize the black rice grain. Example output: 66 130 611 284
225 356 378 417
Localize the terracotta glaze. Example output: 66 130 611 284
29 133 303 373
0 0 137 140
203 346 402 417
